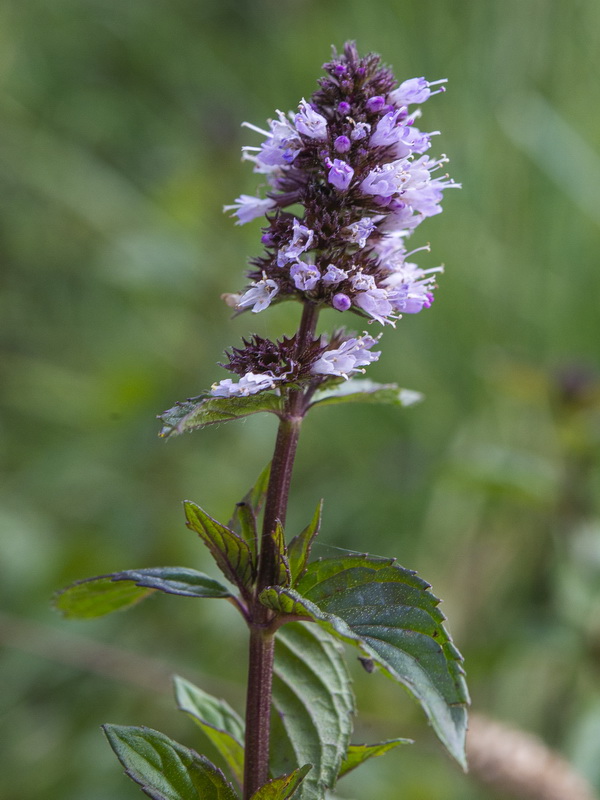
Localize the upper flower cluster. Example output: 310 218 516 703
224 42 458 328
212 43 457 400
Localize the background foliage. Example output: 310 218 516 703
1 1 600 798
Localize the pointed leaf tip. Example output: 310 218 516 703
287 500 323 585
184 501 255 593
228 462 271 562
338 739 412 779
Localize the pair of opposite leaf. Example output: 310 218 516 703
55 464 468 794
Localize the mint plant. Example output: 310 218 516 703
55 42 468 800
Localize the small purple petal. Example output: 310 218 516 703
389 77 447 107
346 217 376 248
295 99 328 140
350 122 371 141
322 264 348 285
328 159 354 192
223 195 276 225
277 219 315 266
290 261 320 291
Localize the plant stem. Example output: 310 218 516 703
243 626 275 797
243 302 319 799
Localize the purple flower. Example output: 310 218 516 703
400 156 460 217
346 216 377 248
371 229 410 265
338 101 351 114
236 275 279 313
397 124 437 155
295 99 328 140
359 162 405 198
354 288 396 325
369 110 403 148
383 263 443 314
383 202 424 231
312 333 381 378
350 122 371 141
322 264 348 285
223 194 276 225
211 371 280 397
242 112 301 170
350 272 396 325
389 77 447 106
277 219 315 266
290 261 320 291
328 159 354 191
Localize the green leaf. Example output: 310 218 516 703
185 501 254 593
337 739 411 779
228 503 257 564
271 521 291 588
270 623 355 800
103 724 238 800
250 765 312 800
287 501 323 586
54 576 155 619
158 393 283 439
261 555 469 770
174 676 245 788
111 567 232 598
53 568 231 620
309 380 423 410
228 463 271 562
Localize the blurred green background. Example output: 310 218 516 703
1 1 600 798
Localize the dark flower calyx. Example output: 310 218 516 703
221 334 326 383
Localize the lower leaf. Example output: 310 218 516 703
103 724 238 800
174 676 245 788
271 623 355 800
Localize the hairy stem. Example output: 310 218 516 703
243 302 319 798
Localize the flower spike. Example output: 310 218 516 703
215 42 458 396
